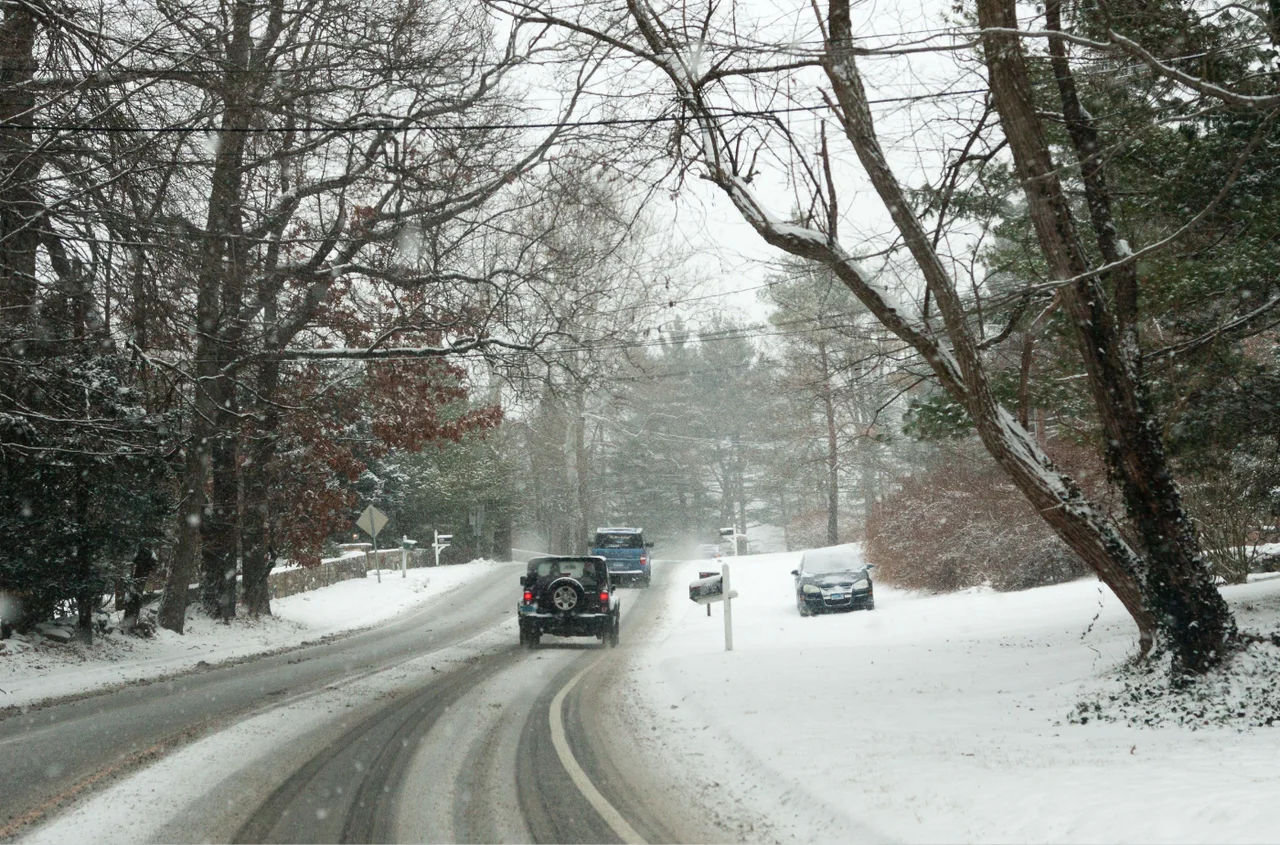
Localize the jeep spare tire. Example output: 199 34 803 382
543 577 585 612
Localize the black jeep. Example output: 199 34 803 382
518 555 620 648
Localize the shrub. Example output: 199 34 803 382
784 508 862 551
865 439 1092 592
1182 468 1269 584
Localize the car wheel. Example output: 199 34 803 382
797 597 811 617
640 575 651 589
543 577 585 612
526 630 540 648
608 615 620 647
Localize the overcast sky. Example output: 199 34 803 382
610 0 983 335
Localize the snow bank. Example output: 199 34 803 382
624 548 1280 843
0 561 500 709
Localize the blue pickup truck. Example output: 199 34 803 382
590 527 653 587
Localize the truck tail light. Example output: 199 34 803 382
599 591 609 603
523 591 533 603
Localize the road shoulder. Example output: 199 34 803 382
0 560 504 712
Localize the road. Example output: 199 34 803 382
1 560 723 843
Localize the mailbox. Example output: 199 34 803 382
690 564 738 651
435 534 452 545
689 573 724 604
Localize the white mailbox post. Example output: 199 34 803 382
400 537 417 578
433 531 452 567
718 526 748 556
688 563 739 651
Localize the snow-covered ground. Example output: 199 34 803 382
0 561 500 708
619 549 1280 844
5 549 1279 843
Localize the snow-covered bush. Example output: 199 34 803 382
784 508 862 551
865 439 1093 592
0 350 174 630
1181 460 1272 584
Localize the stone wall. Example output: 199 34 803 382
266 548 431 601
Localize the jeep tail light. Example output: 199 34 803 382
523 590 533 603
599 591 609 603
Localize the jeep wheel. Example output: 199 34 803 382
545 578 585 612
608 616 620 647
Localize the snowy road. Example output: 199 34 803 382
5 561 720 844
222 560 712 844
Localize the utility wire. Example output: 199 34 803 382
7 91 989 133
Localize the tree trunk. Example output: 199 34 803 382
240 446 274 616
0 3 41 321
241 341 281 616
202 398 240 621
819 339 840 545
158 430 209 633
157 0 257 633
121 546 158 633
197 0 260 623
1043 0 1139 340
976 0 1234 673
573 388 590 554
73 483 94 645
818 0 1160 654
860 445 877 540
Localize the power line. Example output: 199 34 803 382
19 32 1266 137
356 314 901 364
7 90 988 134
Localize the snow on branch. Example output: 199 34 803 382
715 173 969 402
272 336 541 361
1143 293 1280 364
979 26 1280 110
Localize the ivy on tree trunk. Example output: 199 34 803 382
975 0 1234 673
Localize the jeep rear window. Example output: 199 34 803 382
593 533 643 549
531 559 605 585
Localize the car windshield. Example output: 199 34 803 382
803 556 863 576
593 533 643 549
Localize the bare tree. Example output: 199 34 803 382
1 0 190 639
502 164 679 553
152 0 588 629
762 258 901 545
